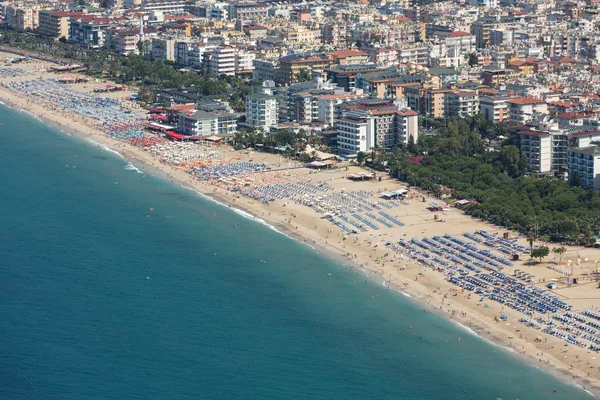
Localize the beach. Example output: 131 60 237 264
1 50 600 396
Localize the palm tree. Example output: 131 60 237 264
527 233 536 260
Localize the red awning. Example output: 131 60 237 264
150 114 167 120
146 107 167 113
165 131 201 141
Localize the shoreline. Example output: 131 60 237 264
0 61 599 396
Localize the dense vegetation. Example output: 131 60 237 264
231 129 328 162
0 30 251 107
368 117 600 246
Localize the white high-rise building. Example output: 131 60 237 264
568 146 600 189
246 93 278 130
210 46 236 76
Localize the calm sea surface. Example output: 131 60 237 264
0 104 592 400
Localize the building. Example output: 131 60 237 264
228 2 269 21
175 41 217 68
361 46 399 67
69 16 127 49
38 11 84 40
151 37 176 62
479 96 511 123
137 0 188 14
337 99 418 156
206 3 228 20
516 129 553 174
245 93 278 130
403 85 449 119
514 120 568 174
397 45 429 65
178 109 238 136
289 90 366 126
568 146 600 189
209 46 236 76
281 25 319 45
506 97 548 124
235 50 255 73
444 31 476 67
5 4 53 32
444 91 480 118
277 54 331 85
328 49 369 66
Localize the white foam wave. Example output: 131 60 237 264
451 320 481 338
87 139 125 160
581 387 596 398
125 163 143 174
401 292 412 298
181 185 284 236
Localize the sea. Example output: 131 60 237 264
0 103 594 400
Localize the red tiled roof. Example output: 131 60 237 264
506 97 544 105
448 31 471 37
556 111 594 119
509 59 529 67
49 11 84 18
329 49 368 58
163 13 198 21
567 130 600 138
559 57 578 63
547 101 576 108
518 130 549 137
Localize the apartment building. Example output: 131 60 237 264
514 121 568 174
361 46 399 67
289 91 365 126
397 45 429 65
236 50 255 73
245 93 278 130
277 54 331 85
5 3 53 31
568 146 600 189
506 97 548 124
252 59 279 81
151 37 176 62
178 110 238 136
444 91 480 118
227 2 269 21
444 31 476 67
175 41 216 68
69 16 127 49
209 46 236 76
337 111 374 156
281 25 319 45
516 130 553 173
328 49 369 66
38 11 84 40
479 96 511 123
404 85 448 118
337 99 418 156
137 0 187 14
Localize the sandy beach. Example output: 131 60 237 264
1 50 600 396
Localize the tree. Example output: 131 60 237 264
570 171 581 187
297 68 312 82
530 246 550 263
552 246 567 263
468 53 478 67
356 151 367 165
499 145 521 177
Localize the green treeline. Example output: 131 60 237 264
371 117 600 245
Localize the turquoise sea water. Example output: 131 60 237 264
0 104 593 400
